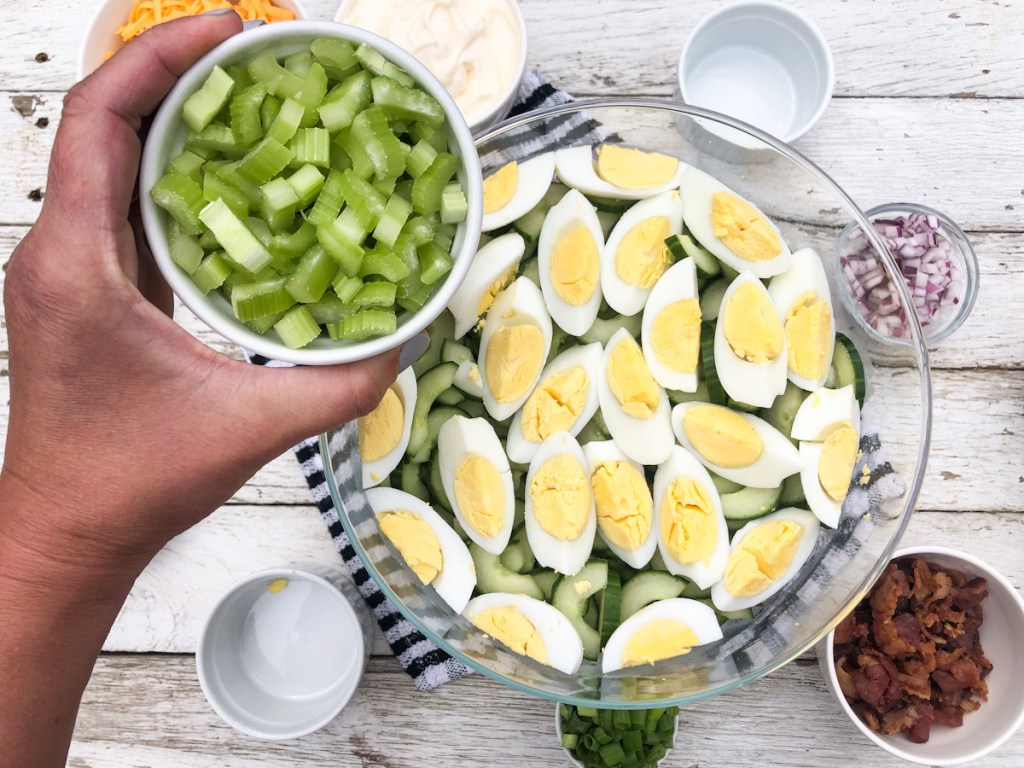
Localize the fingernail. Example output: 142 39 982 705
242 19 267 30
202 8 236 15
398 332 430 373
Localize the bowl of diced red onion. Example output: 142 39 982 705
836 203 979 345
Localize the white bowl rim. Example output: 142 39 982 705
139 20 482 365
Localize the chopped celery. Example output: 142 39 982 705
360 247 411 282
269 220 318 259
406 139 438 178
167 150 206 180
296 63 328 127
329 147 354 174
307 170 345 227
168 221 204 274
411 121 448 152
373 194 413 247
260 94 282 130
150 173 206 236
248 309 286 334
351 106 406 181
311 37 358 79
183 66 235 133
226 65 253 90
333 207 371 245
285 164 325 208
247 53 286 91
327 309 397 340
402 214 439 246
317 218 364 276
185 123 246 157
392 233 419 272
334 126 375 179
370 76 444 126
338 169 387 229
284 51 312 77
397 278 433 313
350 281 397 309
355 45 414 86
216 161 262 207
266 98 304 144
259 177 300 232
441 182 468 224
231 277 294 322
393 178 414 203
412 152 460 215
285 245 336 303
229 83 268 146
247 217 274 248
237 137 293 185
274 305 321 349
203 172 250 218
332 274 363 304
308 293 357 324
198 229 220 250
288 128 331 168
191 252 232 295
373 174 398 198
434 223 456 252
318 71 371 132
418 241 453 285
199 199 272 273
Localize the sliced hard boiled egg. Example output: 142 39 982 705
524 431 596 576
537 189 605 335
478 277 553 421
641 257 702 393
680 167 792 279
506 343 603 465
438 415 515 554
714 272 788 408
582 440 657 569
601 598 723 673
366 487 476 613
601 190 684 316
554 145 684 200
790 384 861 442
672 402 801 488
447 232 526 340
453 360 484 398
358 367 416 488
799 421 861 528
463 592 584 674
482 153 556 232
598 328 674 465
767 248 836 390
652 446 729 589
711 508 820 612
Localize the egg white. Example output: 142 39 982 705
680 167 792 279
601 598 723 673
554 145 685 200
478 276 554 422
641 257 701 393
711 507 821 612
453 360 484 398
598 327 675 466
365 487 476 613
537 189 605 336
482 153 556 232
601 190 684 317
360 367 417 488
523 431 596 576
438 415 516 554
671 402 802 488
506 343 603 465
463 592 584 674
447 232 526 340
582 439 657 569
713 272 789 408
790 385 860 442
652 446 729 589
799 441 855 529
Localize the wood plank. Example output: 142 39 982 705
70 650 1024 767
5 0 1023 98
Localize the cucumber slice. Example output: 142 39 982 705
499 527 536 574
648 549 669 572
709 472 743 495
435 388 464 407
587 196 632 214
669 233 721 279
598 570 622 645
471 542 543 599
518 255 540 286
720 262 740 282
720 484 782 522
699 278 728 321
440 339 474 365
698 598 754 625
459 398 485 419
832 333 866 407
700 322 727 405
764 381 805 444
400 463 429 501
427 450 451 513
681 580 711 599
412 311 455 377
579 313 642 345
530 569 560 601
551 559 609 660
780 474 806 506
409 404 465 464
596 210 619 238
667 380 710 405
620 571 687 621
727 397 760 413
407 362 458 462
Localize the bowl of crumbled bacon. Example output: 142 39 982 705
818 546 1024 765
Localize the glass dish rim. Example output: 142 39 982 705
323 97 933 708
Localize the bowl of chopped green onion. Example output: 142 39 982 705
556 703 680 768
141 21 482 365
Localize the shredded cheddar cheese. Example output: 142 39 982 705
117 0 295 43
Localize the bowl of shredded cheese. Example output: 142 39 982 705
77 0 306 80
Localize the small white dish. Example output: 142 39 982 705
676 1 833 152
817 546 1024 766
554 704 679 767
196 566 372 741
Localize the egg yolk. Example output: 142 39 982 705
615 216 672 289
454 456 506 537
651 299 702 373
358 387 404 463
550 226 600 306
377 510 444 585
483 161 518 214
682 405 763 468
486 324 544 403
723 281 784 364
659 477 718 565
621 619 700 668
785 291 832 381
592 461 653 551
723 519 802 598
520 366 589 443
607 337 660 419
818 425 859 501
529 455 590 541
476 266 519 319
595 145 679 189
710 191 781 262
471 607 548 664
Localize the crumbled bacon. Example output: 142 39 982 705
832 557 991 743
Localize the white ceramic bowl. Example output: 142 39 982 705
817 546 1024 766
77 0 308 81
139 21 482 365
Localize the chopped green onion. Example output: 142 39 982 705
231 277 294 322
150 173 206 236
599 743 626 765
274 305 321 348
285 245 336 303
412 152 460 215
327 309 397 340
370 75 444 125
199 198 272 273
417 241 453 285
182 66 235 133
561 735 578 750
332 274 363 304
190 251 232 295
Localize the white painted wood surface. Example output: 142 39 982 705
0 0 1021 765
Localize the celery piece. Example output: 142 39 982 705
418 241 453 285
260 177 300 232
261 95 282 133
397 275 433 313
410 121 448 152
332 274 363 304
392 233 419 272
216 161 262 207
334 127 375 180
412 152 460 215
297 63 328 128
247 53 285 91
284 51 312 77
338 169 387 229
285 244 337 303
199 229 220 250
229 83 268 147
329 145 354 174
373 194 413 248
389 118 410 136
289 128 331 168
393 178 414 203
370 76 444 126
167 150 206 181
328 309 397 341
373 175 398 198
231 277 295 322
271 68 305 101
317 219 365 277
333 207 370 245
308 293 357 324
311 37 358 79
269 220 318 259
237 136 293 185
434 222 456 252
318 71 371 133
183 66 235 133
360 247 411 282
441 182 468 224
267 98 304 145
185 123 247 158
350 281 397 310
168 221 204 274
351 106 406 181
150 173 206 236
270 248 298 275
285 164 325 209
191 252 233 295
203 172 250 218
274 305 321 349
226 64 253 90
307 170 345 228
183 140 216 161
247 310 286 334
401 214 439 246
406 139 438 178
355 45 413 85
199 199 272 273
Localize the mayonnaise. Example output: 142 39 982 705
340 0 523 125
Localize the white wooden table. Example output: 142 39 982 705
2 1 1023 765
